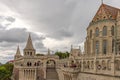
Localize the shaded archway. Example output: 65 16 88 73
46 60 56 69
46 60 59 80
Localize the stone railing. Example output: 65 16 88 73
61 67 80 73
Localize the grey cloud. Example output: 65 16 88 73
0 0 120 63
0 28 45 43
0 0 119 41
0 0 77 39
5 16 15 22
48 29 74 40
0 42 15 47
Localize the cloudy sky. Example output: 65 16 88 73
0 0 120 63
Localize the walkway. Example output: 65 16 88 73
46 68 59 80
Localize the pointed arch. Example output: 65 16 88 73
96 41 99 54
102 26 107 36
95 27 99 37
111 26 114 36
90 30 92 38
103 40 107 54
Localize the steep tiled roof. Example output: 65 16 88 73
92 4 120 22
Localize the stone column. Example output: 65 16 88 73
94 54 97 73
19 69 21 80
99 39 102 55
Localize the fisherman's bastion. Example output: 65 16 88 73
13 3 120 80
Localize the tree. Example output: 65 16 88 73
36 53 44 56
55 51 70 59
0 63 14 80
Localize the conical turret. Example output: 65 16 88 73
24 34 36 56
14 46 22 59
24 34 34 50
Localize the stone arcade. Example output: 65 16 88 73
13 3 120 80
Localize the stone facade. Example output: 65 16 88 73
13 34 59 80
57 3 120 80
13 3 120 80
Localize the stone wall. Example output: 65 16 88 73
77 73 120 80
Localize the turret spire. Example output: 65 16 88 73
15 45 22 59
24 34 34 50
16 45 21 55
48 48 50 55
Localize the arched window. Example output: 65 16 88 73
112 39 114 53
87 61 90 69
37 61 41 66
96 41 99 54
107 60 111 70
103 40 107 54
115 60 120 70
91 61 94 69
30 52 32 56
102 26 107 36
27 52 29 55
90 30 92 38
27 62 32 66
96 61 101 70
111 26 114 36
95 28 99 37
102 60 106 70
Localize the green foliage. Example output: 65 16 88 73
55 51 70 59
36 53 45 56
0 63 14 80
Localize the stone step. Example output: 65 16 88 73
46 68 59 80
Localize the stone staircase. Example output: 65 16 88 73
46 68 59 80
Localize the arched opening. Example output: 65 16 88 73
102 60 106 70
46 60 59 80
102 26 107 36
107 60 111 70
46 60 56 69
90 30 92 38
95 27 99 37
111 26 114 36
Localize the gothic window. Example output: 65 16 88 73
95 28 99 37
115 60 120 70
91 61 94 69
27 52 29 55
27 62 32 66
27 62 29 66
111 26 114 36
96 61 101 70
112 39 114 53
87 61 90 69
103 40 107 54
107 60 111 70
90 30 92 38
34 62 37 66
30 52 32 56
96 41 99 54
102 60 106 70
37 61 41 66
102 26 107 36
